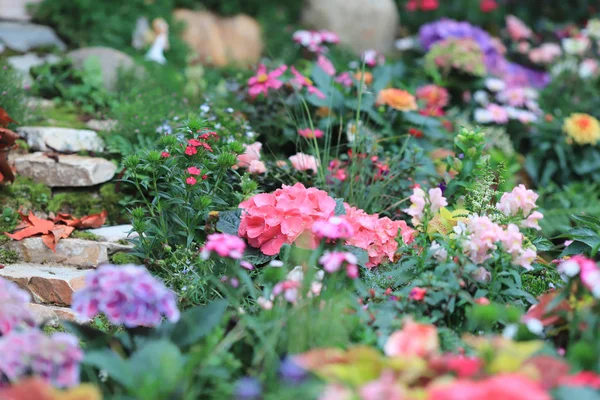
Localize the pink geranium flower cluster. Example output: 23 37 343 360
238 183 337 255
72 264 180 328
403 187 448 226
496 184 543 230
464 216 537 270
345 204 417 268
200 233 246 260
0 329 83 388
319 251 359 279
292 29 339 53
0 278 35 336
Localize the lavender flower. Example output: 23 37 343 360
0 329 83 388
279 357 307 384
0 278 35 336
72 264 180 328
234 377 262 400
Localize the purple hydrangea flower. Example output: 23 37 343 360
72 264 180 328
0 329 83 388
0 278 35 336
419 18 549 88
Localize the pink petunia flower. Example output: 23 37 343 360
248 64 288 99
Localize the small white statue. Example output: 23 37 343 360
144 18 169 64
132 17 151 50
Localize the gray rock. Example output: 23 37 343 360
0 22 66 52
86 119 117 132
17 126 104 153
7 53 60 75
25 97 55 110
15 152 116 187
0 0 43 21
86 224 138 243
67 47 136 91
302 0 399 54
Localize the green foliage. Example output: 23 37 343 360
0 248 19 264
70 231 101 241
110 251 142 265
0 63 28 127
47 183 127 224
0 177 51 211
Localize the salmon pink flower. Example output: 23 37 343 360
200 233 246 260
384 319 439 358
416 84 449 109
298 128 324 139
506 15 532 41
248 64 288 99
187 166 201 175
289 153 319 173
290 66 326 99
410 286 427 301
312 216 354 240
248 160 266 174
237 142 262 168
186 176 197 185
188 138 202 147
185 145 197 156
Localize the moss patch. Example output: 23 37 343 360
0 249 19 264
70 231 101 241
29 104 87 129
48 183 126 224
0 177 51 211
110 251 141 265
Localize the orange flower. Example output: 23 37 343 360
354 71 373 85
384 318 439 358
0 378 102 400
376 88 418 111
563 113 600 145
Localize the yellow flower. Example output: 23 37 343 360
427 207 470 236
376 88 418 111
563 113 600 145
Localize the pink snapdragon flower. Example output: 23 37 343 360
290 66 326 99
317 54 336 76
248 64 287 98
298 128 324 139
0 329 83 388
345 204 416 267
312 216 355 240
496 184 539 217
72 264 180 328
319 251 359 278
464 216 505 264
403 187 447 226
237 142 262 168
238 183 336 255
200 233 246 260
506 15 532 41
0 278 35 336
289 152 319 173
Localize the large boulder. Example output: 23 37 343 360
17 126 105 153
173 9 262 67
67 47 136 91
0 0 42 21
0 22 66 52
302 0 399 54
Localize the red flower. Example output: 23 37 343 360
187 166 201 176
406 0 418 11
442 119 454 132
475 297 490 305
559 371 600 390
186 176 197 185
410 287 427 301
199 142 213 152
480 0 498 12
160 151 170 158
408 128 423 138
199 131 219 140
185 146 197 156
421 0 439 11
202 174 208 180
188 138 202 147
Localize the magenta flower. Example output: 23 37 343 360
200 233 246 260
297 128 324 139
319 251 359 279
0 278 35 336
312 216 354 240
248 64 288 98
290 67 326 99
335 72 353 87
72 264 180 328
0 329 83 388
317 55 336 76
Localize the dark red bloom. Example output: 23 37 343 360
408 128 423 138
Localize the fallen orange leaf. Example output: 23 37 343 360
0 107 18 128
5 212 54 240
76 210 108 229
42 225 76 252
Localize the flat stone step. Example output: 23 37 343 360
14 152 117 187
86 224 138 243
0 263 88 306
17 126 104 153
28 303 78 326
5 237 131 268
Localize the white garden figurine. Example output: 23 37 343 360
145 18 169 64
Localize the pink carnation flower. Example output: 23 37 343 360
345 204 416 268
248 64 287 98
200 233 246 260
289 152 319 173
312 216 355 240
298 128 324 139
237 142 262 168
238 183 336 255
319 251 359 278
0 278 35 336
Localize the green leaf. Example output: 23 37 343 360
334 198 346 215
167 300 228 350
532 237 554 252
243 246 276 265
84 350 134 389
216 209 241 235
344 245 369 267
